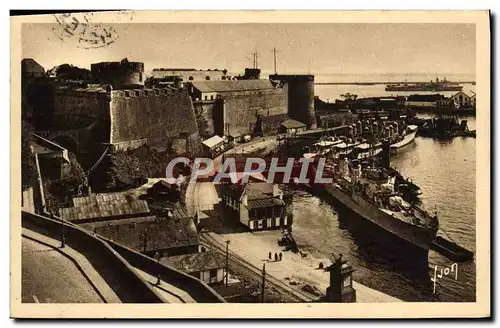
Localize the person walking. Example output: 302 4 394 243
279 252 282 261
274 253 278 262
268 252 272 260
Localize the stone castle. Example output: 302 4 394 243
22 58 317 170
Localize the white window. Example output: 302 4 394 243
267 218 272 228
249 220 254 230
284 216 288 226
275 217 280 226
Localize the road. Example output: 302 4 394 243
200 233 314 302
22 237 104 303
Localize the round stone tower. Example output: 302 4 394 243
269 74 317 129
91 58 144 89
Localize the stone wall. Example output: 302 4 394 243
110 88 201 154
269 74 317 129
91 60 144 88
213 88 288 137
54 89 111 123
193 101 217 138
22 211 165 303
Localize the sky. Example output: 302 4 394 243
22 23 476 76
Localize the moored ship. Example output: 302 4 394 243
385 77 463 92
313 158 439 251
390 125 418 154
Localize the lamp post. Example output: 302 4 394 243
225 240 230 286
261 263 266 303
156 251 161 286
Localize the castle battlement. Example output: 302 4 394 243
111 88 188 99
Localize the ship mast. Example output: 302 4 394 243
272 47 280 74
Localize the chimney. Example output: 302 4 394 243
174 77 183 89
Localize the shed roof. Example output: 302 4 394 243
247 198 285 209
163 251 225 273
202 135 224 148
59 192 150 222
93 215 199 252
281 119 306 129
191 80 274 93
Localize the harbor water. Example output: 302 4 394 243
289 80 476 302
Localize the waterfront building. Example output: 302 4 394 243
60 192 200 257
189 79 277 101
222 182 290 231
451 91 472 108
202 135 226 158
280 119 307 135
151 68 230 83
189 79 289 138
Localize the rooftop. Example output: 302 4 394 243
202 135 224 148
163 251 225 273
191 80 274 93
31 134 70 162
247 197 285 209
59 192 150 222
281 119 307 129
93 215 199 253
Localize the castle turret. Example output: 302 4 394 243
269 74 317 129
91 58 144 89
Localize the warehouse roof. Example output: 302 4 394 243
59 192 150 222
281 119 307 129
191 80 274 93
163 251 225 273
202 135 224 148
93 215 199 252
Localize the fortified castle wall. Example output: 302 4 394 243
269 74 317 129
50 86 201 156
110 88 201 154
213 87 288 137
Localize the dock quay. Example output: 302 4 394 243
315 81 476 85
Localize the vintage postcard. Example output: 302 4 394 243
11 10 490 318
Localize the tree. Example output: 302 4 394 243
21 120 37 190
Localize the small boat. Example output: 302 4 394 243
431 236 474 262
390 125 418 154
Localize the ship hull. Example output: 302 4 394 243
385 86 463 92
390 130 417 154
322 183 435 251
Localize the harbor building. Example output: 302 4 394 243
221 182 290 231
163 251 226 285
189 79 289 138
151 68 230 83
451 91 474 108
59 192 201 258
280 119 307 135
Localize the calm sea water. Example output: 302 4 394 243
289 80 476 302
